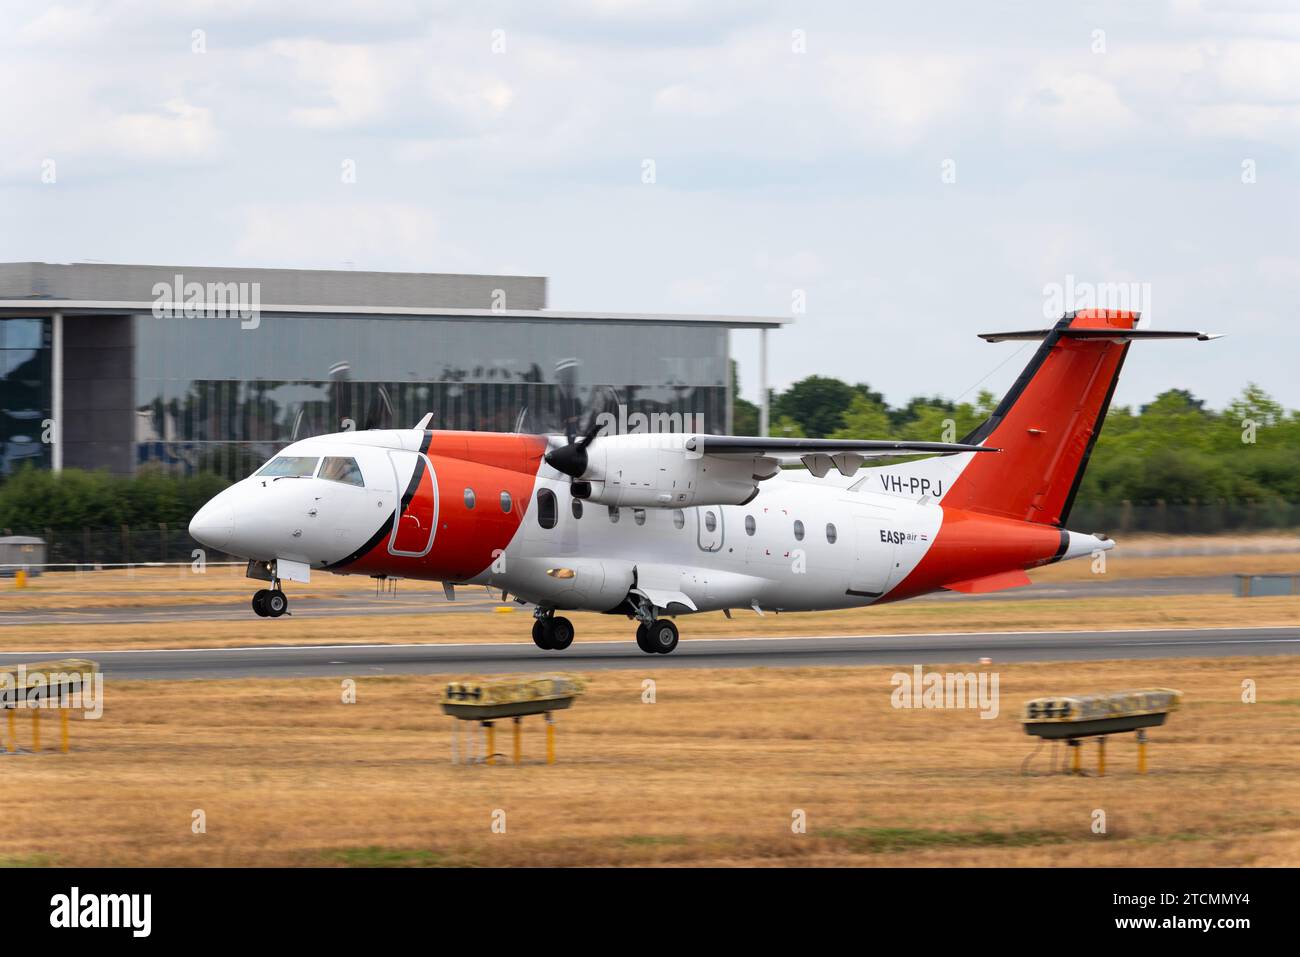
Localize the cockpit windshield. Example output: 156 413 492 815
319 456 365 487
256 456 319 478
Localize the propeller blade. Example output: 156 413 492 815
555 357 581 444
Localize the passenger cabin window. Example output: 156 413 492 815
673 509 685 529
826 522 838 544
571 499 584 519
256 456 319 479
793 520 805 541
464 488 476 509
319 456 364 487
744 515 756 536
500 491 513 513
704 511 717 532
536 489 558 529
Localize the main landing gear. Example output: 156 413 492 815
252 586 289 618
631 595 678 654
636 619 678 655
528 600 679 654
531 610 575 651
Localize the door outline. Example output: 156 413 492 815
387 450 438 558
847 516 895 598
696 506 724 552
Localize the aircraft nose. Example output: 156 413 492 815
189 498 235 550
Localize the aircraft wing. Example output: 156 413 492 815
683 435 998 479
683 436 997 457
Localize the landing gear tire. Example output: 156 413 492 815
547 617 575 651
252 589 271 617
635 622 653 653
265 590 288 618
532 620 553 650
642 619 679 654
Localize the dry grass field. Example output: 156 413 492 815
1 656 1296 867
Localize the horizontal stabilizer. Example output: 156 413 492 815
979 329 1221 343
941 568 1033 594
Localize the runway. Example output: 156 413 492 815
0 575 1242 627
2 625 1296 680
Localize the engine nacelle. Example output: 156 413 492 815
566 433 777 508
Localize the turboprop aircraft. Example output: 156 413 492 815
188 308 1218 653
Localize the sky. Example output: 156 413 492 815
1 0 1297 413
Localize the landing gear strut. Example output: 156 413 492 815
252 585 289 618
632 596 678 654
531 609 574 651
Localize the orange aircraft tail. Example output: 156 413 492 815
943 309 1215 527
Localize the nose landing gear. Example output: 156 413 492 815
252 587 289 618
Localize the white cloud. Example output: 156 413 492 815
824 55 969 149
1008 72 1138 140
233 201 444 271
108 99 217 158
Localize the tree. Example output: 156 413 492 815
768 415 806 438
729 360 760 436
771 375 857 437
830 394 893 439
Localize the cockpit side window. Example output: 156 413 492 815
319 456 365 487
256 456 319 478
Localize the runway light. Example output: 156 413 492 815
441 674 584 766
0 658 99 755
1022 688 1180 776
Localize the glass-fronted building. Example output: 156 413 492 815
0 263 785 480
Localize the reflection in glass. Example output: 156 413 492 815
131 313 729 480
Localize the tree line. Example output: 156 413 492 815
732 364 1300 509
1 370 1296 535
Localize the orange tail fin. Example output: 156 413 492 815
944 309 1140 527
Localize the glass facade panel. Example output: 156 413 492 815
0 318 51 475
133 313 729 479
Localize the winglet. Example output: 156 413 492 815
414 412 434 430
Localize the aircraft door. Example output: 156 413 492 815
387 450 438 558
848 516 895 598
696 506 723 552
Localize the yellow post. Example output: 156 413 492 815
1136 730 1147 774
60 710 70 754
32 709 41 752
485 722 495 766
15 569 27 589
5 710 14 753
1097 737 1106 777
545 714 556 766
1069 739 1081 774
512 716 521 766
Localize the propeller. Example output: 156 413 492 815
542 358 619 479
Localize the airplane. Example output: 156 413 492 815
188 308 1218 653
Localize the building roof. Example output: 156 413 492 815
0 262 790 329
